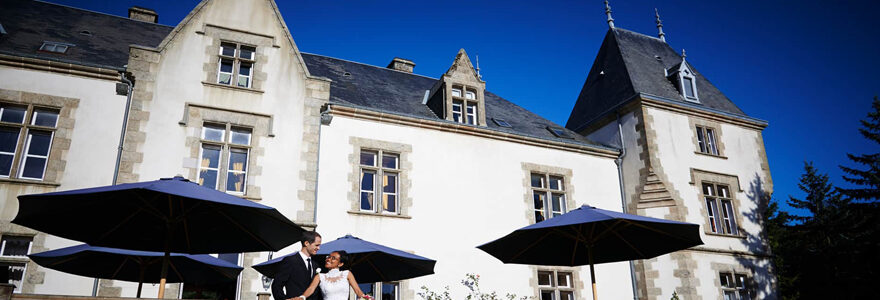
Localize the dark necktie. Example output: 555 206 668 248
306 258 312 277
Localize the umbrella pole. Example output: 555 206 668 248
588 246 598 300
158 250 169 298
137 265 145 298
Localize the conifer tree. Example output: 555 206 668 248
788 162 844 223
840 96 880 202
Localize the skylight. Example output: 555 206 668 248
0 23 7 35
39 42 72 54
547 126 573 139
492 118 512 128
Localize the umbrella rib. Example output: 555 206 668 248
111 257 133 278
625 221 695 242
213 206 273 250
364 258 386 282
168 259 184 282
591 220 626 243
510 230 554 261
97 208 144 243
178 200 193 252
607 227 646 257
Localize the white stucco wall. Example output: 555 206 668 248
0 66 128 295
314 116 633 299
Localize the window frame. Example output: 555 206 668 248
679 68 699 102
537 270 575 300
530 172 568 223
216 42 257 89
358 281 399 300
450 85 478 125
0 103 59 181
197 122 253 195
39 41 72 54
359 149 400 214
702 182 738 236
719 272 754 300
695 125 720 156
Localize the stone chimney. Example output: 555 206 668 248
128 6 158 23
386 57 415 73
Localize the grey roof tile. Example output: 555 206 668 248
0 0 172 70
301 53 610 149
566 27 749 132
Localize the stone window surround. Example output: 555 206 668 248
0 89 77 186
181 103 270 201
521 162 576 224
710 261 755 300
688 117 727 159
200 24 273 93
528 266 585 300
690 169 746 238
347 137 413 218
197 122 252 195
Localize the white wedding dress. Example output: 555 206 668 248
318 269 350 300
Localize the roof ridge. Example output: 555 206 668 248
613 27 665 42
33 0 174 28
300 52 440 80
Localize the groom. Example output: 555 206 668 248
272 231 323 300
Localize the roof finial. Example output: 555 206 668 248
475 54 482 80
681 49 687 60
605 1 615 29
655 8 666 42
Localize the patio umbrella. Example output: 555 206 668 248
29 244 243 297
476 205 703 300
253 235 436 283
14 176 305 298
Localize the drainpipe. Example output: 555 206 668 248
92 72 134 296
614 111 640 300
313 104 333 225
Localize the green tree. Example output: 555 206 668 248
839 96 880 202
787 162 846 223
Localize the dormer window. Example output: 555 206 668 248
39 42 71 54
667 60 699 103
218 42 256 88
680 69 697 101
450 85 478 125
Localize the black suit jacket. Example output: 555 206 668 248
271 252 322 300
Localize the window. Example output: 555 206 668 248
695 126 719 155
703 183 738 235
531 173 566 223
537 270 574 300
360 149 399 214
547 126 573 139
39 42 71 54
1 235 33 293
358 282 398 300
720 272 753 300
198 123 252 194
1 236 32 257
0 103 59 180
492 118 512 128
217 42 256 88
680 69 698 101
450 85 477 125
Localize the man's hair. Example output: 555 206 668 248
300 231 321 245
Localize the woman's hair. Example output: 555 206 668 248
332 250 350 269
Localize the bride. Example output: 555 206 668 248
297 250 371 300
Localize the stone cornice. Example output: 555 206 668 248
0 53 120 81
328 104 620 158
639 94 768 131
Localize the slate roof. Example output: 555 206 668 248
566 28 755 132
302 53 609 149
0 0 173 70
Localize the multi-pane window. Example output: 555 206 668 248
537 270 574 300
217 42 256 88
0 103 59 180
1 235 33 293
531 173 566 223
450 85 477 125
198 123 251 194
360 150 399 214
696 126 719 155
358 282 398 300
39 42 70 54
704 183 738 235
720 272 753 300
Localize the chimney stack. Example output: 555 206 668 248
386 57 415 73
128 6 158 23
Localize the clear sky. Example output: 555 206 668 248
48 0 880 216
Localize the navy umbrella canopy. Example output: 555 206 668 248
253 235 436 283
14 176 304 254
14 176 305 298
29 244 243 297
477 205 703 300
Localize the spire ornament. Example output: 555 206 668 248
681 49 687 60
655 8 666 42
605 1 615 28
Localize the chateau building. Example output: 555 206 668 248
0 0 774 299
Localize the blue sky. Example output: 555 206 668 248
51 0 880 216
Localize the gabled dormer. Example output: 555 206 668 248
426 49 487 126
666 51 699 103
